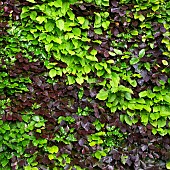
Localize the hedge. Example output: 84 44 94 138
0 0 170 169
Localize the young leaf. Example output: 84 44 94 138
47 146 59 154
102 21 110 30
125 92 132 100
26 0 35 3
30 11 37 20
76 76 84 85
162 60 168 66
144 62 150 71
131 30 138 35
130 58 139 65
1 159 9 167
139 49 145 58
49 69 57 78
48 154 54 160
45 20 55 32
96 89 109 100
89 141 96 146
166 161 170 169
108 94 116 102
36 16 46 24
124 115 132 126
56 19 64 31
157 118 166 128
95 151 101 159
77 17 85 25
45 43 53 52
114 49 123 55
67 76 75 85
152 5 159 12
53 0 62 8
72 28 81 36
139 14 145 21
94 28 102 34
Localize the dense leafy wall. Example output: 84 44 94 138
0 0 170 169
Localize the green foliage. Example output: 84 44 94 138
167 161 170 169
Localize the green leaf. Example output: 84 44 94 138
118 85 133 93
96 89 109 100
45 43 53 52
94 151 101 159
90 49 97 56
1 159 9 167
84 65 91 74
48 154 54 160
32 168 38 170
77 17 85 25
160 106 170 116
157 118 166 128
47 146 59 154
152 128 157 135
94 13 101 28
32 115 40 122
141 113 149 125
108 94 116 102
26 0 35 3
49 69 57 78
95 63 103 70
100 150 106 157
89 141 96 146
53 0 62 8
86 55 98 61
131 30 138 35
76 76 84 85
164 95 170 103
125 92 132 100
94 28 102 34
166 161 170 169
60 2 69 15
56 19 64 31
24 166 32 170
162 60 168 66
53 37 62 44
45 20 55 32
124 115 132 126
130 58 139 65
67 76 75 85
144 105 151 112
121 155 128 165
106 59 114 64
30 11 37 20
150 112 160 120
152 5 159 11
102 21 110 30
144 62 150 71
67 10 75 20
72 28 81 36
36 16 46 24
114 49 123 55
139 49 145 58
139 14 145 21
3 123 10 130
